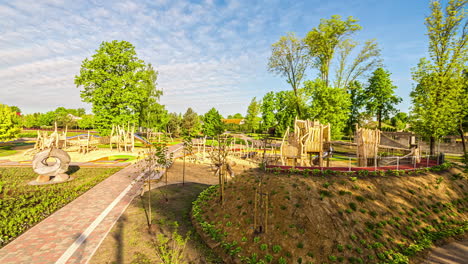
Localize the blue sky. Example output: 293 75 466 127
1 0 430 117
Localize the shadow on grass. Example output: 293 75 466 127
66 165 81 175
140 182 223 263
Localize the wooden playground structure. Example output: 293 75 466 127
26 123 142 156
109 124 135 152
271 118 423 169
280 119 331 167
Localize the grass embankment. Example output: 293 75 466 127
192 165 467 264
0 166 121 247
90 183 222 264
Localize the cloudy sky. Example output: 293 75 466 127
1 0 429 116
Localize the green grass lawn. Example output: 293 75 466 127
0 146 17 157
0 166 121 247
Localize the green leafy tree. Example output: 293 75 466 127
9 106 21 115
227 113 243 119
22 113 41 128
304 15 361 86
391 112 409 131
261 91 277 131
304 80 351 139
138 64 164 128
78 114 95 129
410 0 467 155
274 91 301 136
364 67 401 130
345 80 366 134
181 107 201 137
202 108 224 137
140 100 168 131
54 107 77 128
166 113 182 138
38 111 56 127
244 97 261 133
268 32 309 117
335 39 382 89
0 104 21 141
259 90 299 136
74 40 158 133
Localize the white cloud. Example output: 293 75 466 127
0 0 424 116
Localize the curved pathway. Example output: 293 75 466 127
0 144 182 264
423 239 468 264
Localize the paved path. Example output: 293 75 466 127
0 144 182 264
423 239 468 264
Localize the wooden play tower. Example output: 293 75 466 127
280 119 331 167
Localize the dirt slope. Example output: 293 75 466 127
194 167 468 263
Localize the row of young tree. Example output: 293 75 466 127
264 13 402 139
263 0 467 157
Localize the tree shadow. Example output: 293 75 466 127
113 214 127 264
66 165 80 175
70 232 87 263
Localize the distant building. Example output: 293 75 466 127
221 119 245 125
67 113 82 121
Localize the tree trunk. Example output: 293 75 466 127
459 122 467 158
292 88 302 118
430 136 435 156
148 177 151 225
377 112 382 130
183 153 185 186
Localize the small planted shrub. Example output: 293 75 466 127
297 242 304 248
272 245 282 253
329 255 337 262
337 244 344 252
355 196 365 202
260 243 268 251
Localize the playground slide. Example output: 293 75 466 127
133 134 152 145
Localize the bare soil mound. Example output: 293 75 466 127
193 166 468 263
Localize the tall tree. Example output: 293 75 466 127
268 32 309 117
304 15 361 86
0 104 21 141
391 112 409 131
166 113 182 138
261 92 277 130
140 100 168 131
75 40 157 133
364 68 401 130
181 107 201 137
304 80 351 139
138 64 164 127
335 39 382 89
244 97 261 133
410 0 467 155
345 80 366 134
227 113 243 119
202 108 224 137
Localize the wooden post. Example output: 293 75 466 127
264 193 268 234
183 150 186 186
254 190 258 230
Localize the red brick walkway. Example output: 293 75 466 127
0 145 182 264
